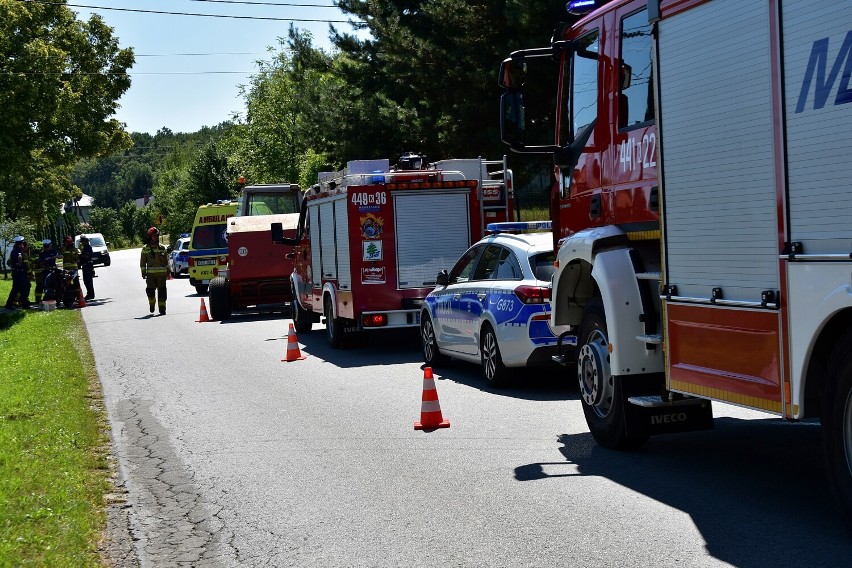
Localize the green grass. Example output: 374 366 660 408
0 278 112 566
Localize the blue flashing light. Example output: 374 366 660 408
567 0 598 15
179 233 190 238
486 221 552 233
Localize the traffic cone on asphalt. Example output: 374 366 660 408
196 298 210 323
78 289 87 308
281 323 307 362
414 367 450 430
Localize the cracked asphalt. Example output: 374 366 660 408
84 249 852 567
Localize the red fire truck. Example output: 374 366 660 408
499 0 852 524
274 155 515 347
207 183 301 321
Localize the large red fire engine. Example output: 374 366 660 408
274 155 515 347
499 0 852 525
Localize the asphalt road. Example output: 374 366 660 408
84 248 852 567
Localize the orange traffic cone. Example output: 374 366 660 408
78 289 87 308
281 323 307 361
414 367 450 430
196 298 210 322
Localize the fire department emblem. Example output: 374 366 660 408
360 213 384 239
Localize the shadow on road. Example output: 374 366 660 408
515 417 852 564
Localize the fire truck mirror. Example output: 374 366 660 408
436 270 449 287
499 56 527 89
500 91 526 148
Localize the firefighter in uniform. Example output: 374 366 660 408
78 235 95 300
28 240 44 304
4 236 31 310
60 236 82 298
140 227 168 314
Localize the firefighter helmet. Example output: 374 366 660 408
147 227 159 239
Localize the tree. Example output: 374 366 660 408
0 0 134 221
88 206 122 244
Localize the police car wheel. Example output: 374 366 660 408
823 331 852 530
421 313 448 366
577 298 648 450
481 324 509 388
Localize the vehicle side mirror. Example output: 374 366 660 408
167 246 173 253
500 91 526 149
499 55 527 89
271 222 300 246
105 242 110 247
436 270 449 286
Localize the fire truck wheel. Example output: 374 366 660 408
421 312 448 366
823 331 852 529
208 277 231 321
577 298 648 450
481 324 510 388
292 297 313 334
324 296 343 348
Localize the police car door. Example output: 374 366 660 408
433 244 485 354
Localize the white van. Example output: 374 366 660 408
75 233 111 266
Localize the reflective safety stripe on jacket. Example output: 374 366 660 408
140 244 168 275
62 247 79 270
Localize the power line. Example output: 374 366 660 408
19 0 360 23
185 0 338 7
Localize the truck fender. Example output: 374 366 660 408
551 226 629 327
322 283 339 319
552 226 662 376
290 272 308 311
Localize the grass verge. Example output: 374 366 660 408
0 278 112 566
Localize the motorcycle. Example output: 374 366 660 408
43 266 81 308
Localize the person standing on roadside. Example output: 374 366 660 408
78 235 95 300
140 226 168 315
28 240 44 305
4 236 31 310
60 236 82 297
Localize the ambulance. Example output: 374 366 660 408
188 201 239 295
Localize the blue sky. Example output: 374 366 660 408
71 1 363 134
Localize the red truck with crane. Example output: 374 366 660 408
499 0 852 525
274 154 515 347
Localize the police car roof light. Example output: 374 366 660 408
486 221 552 233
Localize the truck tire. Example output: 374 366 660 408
823 330 852 529
208 277 231 321
577 298 648 449
481 323 510 388
324 296 343 349
291 293 313 334
421 312 448 366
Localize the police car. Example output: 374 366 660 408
168 234 191 277
420 221 568 387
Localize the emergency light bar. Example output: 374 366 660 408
486 221 552 233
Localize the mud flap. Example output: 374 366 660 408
625 396 714 438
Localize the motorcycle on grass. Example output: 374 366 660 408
43 267 81 308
